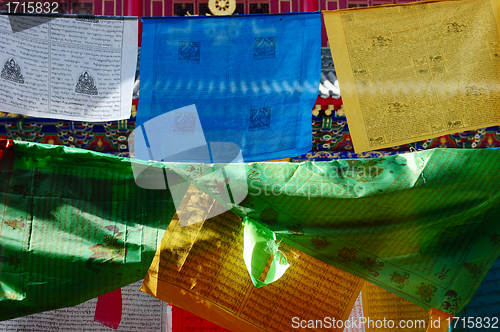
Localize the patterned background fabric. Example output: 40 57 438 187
1 108 498 161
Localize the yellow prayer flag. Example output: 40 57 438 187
141 185 364 331
361 282 455 332
362 282 428 332
323 0 500 153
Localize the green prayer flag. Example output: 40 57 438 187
243 217 290 288
0 141 175 321
1 141 500 320
162 148 500 314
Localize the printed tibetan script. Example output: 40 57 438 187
324 0 500 153
0 15 137 121
142 186 364 332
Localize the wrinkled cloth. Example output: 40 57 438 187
0 141 175 321
2 141 500 320
137 13 321 162
162 148 500 314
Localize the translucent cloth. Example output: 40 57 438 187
1 141 500 320
137 13 321 163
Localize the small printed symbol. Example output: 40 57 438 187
390 271 410 289
415 282 437 302
417 67 430 75
260 207 278 225
85 225 125 273
371 36 392 47
247 169 262 182
413 57 427 66
466 85 486 96
344 159 385 181
0 253 20 270
369 136 384 146
3 217 25 230
429 55 444 63
337 246 357 263
34 169 49 187
11 181 30 198
249 107 271 131
439 290 461 314
341 13 354 22
1 58 24 84
432 65 445 74
253 37 276 59
432 123 445 133
362 257 384 277
174 113 196 132
464 262 483 279
447 120 463 130
387 101 409 115
446 22 466 33
75 71 98 95
178 41 201 63
104 225 124 237
185 165 205 179
0 291 21 300
211 176 230 194
311 236 332 250
434 265 451 281
286 223 304 237
488 232 500 245
353 68 368 77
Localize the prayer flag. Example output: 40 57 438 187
137 13 321 162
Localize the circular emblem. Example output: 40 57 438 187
260 207 278 225
208 0 236 15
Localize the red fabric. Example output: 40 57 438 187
172 306 231 332
315 96 343 109
428 308 455 332
0 139 14 151
94 289 122 329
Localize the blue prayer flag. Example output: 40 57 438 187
136 13 321 162
451 257 500 331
